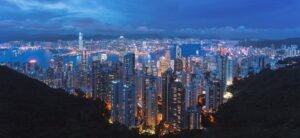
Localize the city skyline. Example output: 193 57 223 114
1 32 299 136
0 1 300 137
1 0 300 41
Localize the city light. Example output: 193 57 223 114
1 33 298 136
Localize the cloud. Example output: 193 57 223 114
0 0 300 39
136 26 164 33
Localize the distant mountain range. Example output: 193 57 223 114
239 38 300 48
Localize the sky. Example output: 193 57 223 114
1 0 300 40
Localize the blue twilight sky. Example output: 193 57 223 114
0 0 300 40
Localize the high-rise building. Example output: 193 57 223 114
161 68 175 122
185 106 201 130
123 84 136 127
205 72 222 112
169 81 185 131
217 53 228 102
176 45 182 59
159 57 170 77
111 80 123 123
123 53 135 85
142 64 158 128
165 49 171 61
174 58 183 72
65 61 74 92
56 55 63 88
226 57 234 86
92 60 106 100
46 59 55 88
79 32 83 50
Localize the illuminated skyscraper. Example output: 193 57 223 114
142 64 158 128
161 68 175 122
205 72 222 112
217 53 228 102
174 58 183 72
119 36 126 61
159 56 170 76
92 59 107 100
123 53 135 85
123 84 136 127
185 106 201 130
165 49 171 61
226 57 234 86
169 81 185 131
46 59 55 88
176 45 182 59
111 80 123 123
64 62 74 92
56 55 63 88
79 32 83 50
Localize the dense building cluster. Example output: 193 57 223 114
1 33 299 135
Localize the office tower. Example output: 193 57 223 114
217 53 228 102
226 57 234 86
169 81 185 131
114 61 123 80
111 80 123 123
123 53 135 85
185 106 201 130
92 58 113 101
142 64 158 128
174 58 183 72
165 49 171 61
205 72 222 112
92 59 104 100
159 56 170 77
79 32 83 50
81 48 88 71
64 62 74 92
123 84 136 127
119 36 126 61
188 75 202 108
111 81 136 127
111 54 136 128
46 59 55 88
161 68 175 122
136 70 143 101
56 55 63 88
176 45 182 59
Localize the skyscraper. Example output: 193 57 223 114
174 58 183 72
79 32 83 50
169 81 185 131
111 80 123 123
176 45 182 59
205 72 222 112
161 68 175 122
123 53 135 85
142 64 158 128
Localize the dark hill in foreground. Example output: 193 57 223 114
0 66 138 137
206 63 300 137
1 61 300 137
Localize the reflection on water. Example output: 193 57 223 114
0 44 205 68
